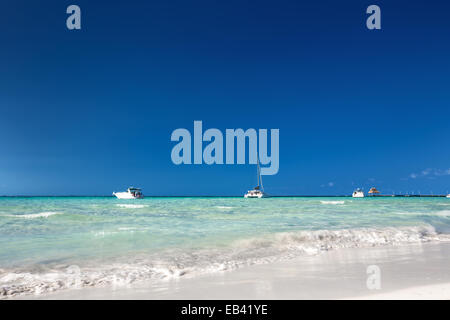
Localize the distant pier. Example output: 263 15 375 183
372 194 448 198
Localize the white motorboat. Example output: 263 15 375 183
113 187 144 199
352 188 365 198
244 158 269 198
447 194 450 198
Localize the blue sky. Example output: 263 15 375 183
0 0 449 196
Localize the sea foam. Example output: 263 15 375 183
116 204 148 209
1 224 448 299
394 210 450 217
6 212 62 219
320 200 345 205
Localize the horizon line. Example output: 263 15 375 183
0 195 448 198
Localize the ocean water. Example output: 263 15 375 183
1 196 450 297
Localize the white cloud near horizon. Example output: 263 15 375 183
321 182 335 187
408 168 450 179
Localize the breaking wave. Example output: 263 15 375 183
116 204 148 209
435 210 450 217
6 212 62 219
320 200 345 205
1 224 449 298
394 210 450 217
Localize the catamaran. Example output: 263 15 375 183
244 159 269 198
352 188 365 198
113 187 144 199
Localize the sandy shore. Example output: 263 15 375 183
350 283 450 299
17 242 450 300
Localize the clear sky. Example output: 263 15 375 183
1 0 449 196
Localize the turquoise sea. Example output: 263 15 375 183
1 196 450 297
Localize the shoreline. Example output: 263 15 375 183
15 241 450 300
349 283 450 300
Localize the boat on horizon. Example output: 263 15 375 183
113 187 144 199
244 158 269 198
447 194 450 198
352 188 365 198
368 187 380 196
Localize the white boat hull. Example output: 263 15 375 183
113 192 143 199
352 192 365 198
244 191 269 198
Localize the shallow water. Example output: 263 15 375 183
0 196 449 297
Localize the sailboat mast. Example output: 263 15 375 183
256 159 260 187
257 156 264 192
260 169 264 192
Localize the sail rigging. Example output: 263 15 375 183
257 156 264 192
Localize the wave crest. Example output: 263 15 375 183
116 204 148 209
320 200 345 205
395 210 450 217
1 225 448 298
6 212 62 219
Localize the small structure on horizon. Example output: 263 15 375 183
368 187 380 196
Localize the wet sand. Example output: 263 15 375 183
20 242 450 300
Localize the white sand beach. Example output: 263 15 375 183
19 242 450 300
